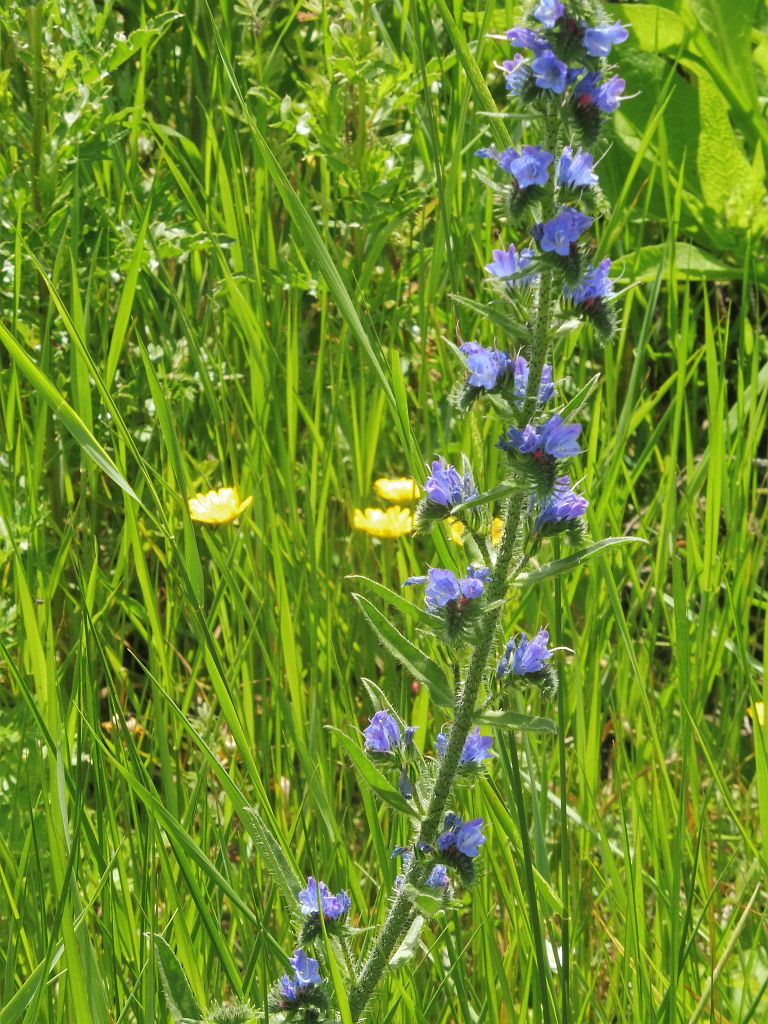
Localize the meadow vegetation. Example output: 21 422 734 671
0 1 767 1021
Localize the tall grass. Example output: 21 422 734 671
0 0 766 1021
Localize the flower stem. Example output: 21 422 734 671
348 105 562 1023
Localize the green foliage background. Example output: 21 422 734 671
0 0 766 1020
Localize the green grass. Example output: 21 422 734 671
0 0 767 1021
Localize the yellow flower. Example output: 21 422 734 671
188 487 253 525
447 516 504 545
373 477 421 503
748 702 765 727
353 506 414 539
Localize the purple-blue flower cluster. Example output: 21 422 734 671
437 813 486 858
565 257 614 305
534 476 588 534
459 343 553 406
436 726 494 765
497 629 553 679
484 243 537 284
557 146 598 189
298 877 351 921
279 949 322 1006
498 414 581 460
532 207 593 257
424 458 477 508
404 566 490 611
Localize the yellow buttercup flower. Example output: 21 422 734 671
353 506 414 539
748 702 765 727
373 477 421 503
188 487 253 525
447 516 504 545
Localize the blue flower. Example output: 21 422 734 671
533 0 564 29
398 765 413 800
506 27 547 52
424 458 477 507
297 877 351 920
484 244 536 285
497 628 553 678
426 864 449 889
566 258 614 304
557 146 598 189
436 726 494 764
279 948 322 1005
438 815 486 858
502 145 554 189
512 355 555 405
531 50 568 94
460 342 513 389
404 725 418 750
403 567 489 610
364 710 401 753
582 22 629 58
501 54 530 95
573 72 625 114
497 414 581 459
533 207 593 256
534 476 588 532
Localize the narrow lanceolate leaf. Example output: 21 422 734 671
448 293 530 339
240 807 304 903
476 709 557 735
345 575 435 628
452 481 523 515
153 935 203 1022
390 915 426 970
515 537 647 586
352 594 453 707
0 322 140 503
328 728 420 819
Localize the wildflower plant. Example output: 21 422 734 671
189 3 632 1021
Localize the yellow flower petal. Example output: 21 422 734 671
373 477 421 503
491 517 504 546
353 506 414 539
446 517 465 544
188 487 253 525
748 702 765 727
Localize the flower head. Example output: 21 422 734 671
531 50 568 94
566 258 614 305
436 726 494 764
279 948 322 1006
534 476 588 533
533 0 564 29
484 244 536 285
498 414 581 460
533 207 593 256
506 27 546 52
497 628 553 678
582 22 629 58
297 877 351 920
373 477 420 503
501 54 530 95
426 864 449 889
353 506 414 539
364 710 401 754
188 487 253 525
459 342 512 390
424 458 477 508
501 145 554 189
403 567 490 610
512 355 555 405
574 72 625 113
437 815 486 858
557 146 598 189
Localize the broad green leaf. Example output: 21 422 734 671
515 537 647 586
328 727 420 818
390 915 425 970
153 935 203 1023
352 594 453 707
476 710 557 735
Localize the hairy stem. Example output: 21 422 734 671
349 104 562 1023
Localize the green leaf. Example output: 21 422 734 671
451 481 522 515
515 538 647 586
345 575 434 628
153 934 203 1023
0 322 140 504
475 710 557 735
328 727 420 818
390 915 425 970
352 594 453 707
239 807 304 903
448 293 529 339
